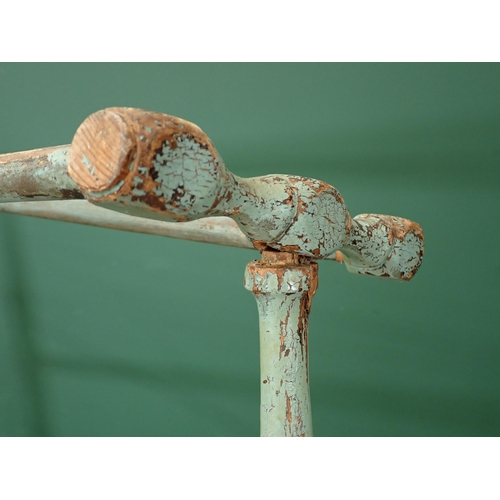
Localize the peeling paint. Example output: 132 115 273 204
66 107 424 281
244 250 317 437
339 214 424 281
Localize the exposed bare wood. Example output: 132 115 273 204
68 107 424 280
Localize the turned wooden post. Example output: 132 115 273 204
245 251 318 437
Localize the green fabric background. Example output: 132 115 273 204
0 63 498 436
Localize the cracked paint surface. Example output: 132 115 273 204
244 250 318 437
68 107 424 281
339 214 424 281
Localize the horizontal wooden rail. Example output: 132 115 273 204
67 108 424 280
0 107 424 280
0 199 347 261
0 199 258 251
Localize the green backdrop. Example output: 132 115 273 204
0 63 498 436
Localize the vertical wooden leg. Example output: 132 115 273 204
244 250 318 437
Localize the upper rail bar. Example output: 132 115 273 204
0 107 424 280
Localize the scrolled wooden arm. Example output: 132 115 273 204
68 107 424 281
